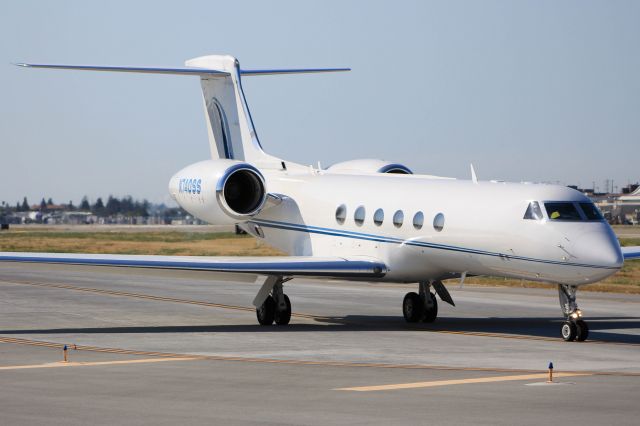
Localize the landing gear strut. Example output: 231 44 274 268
255 276 292 326
403 281 439 323
558 284 588 342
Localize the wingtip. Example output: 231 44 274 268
12 62 30 68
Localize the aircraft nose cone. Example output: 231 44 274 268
572 227 623 269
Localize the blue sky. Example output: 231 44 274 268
1 0 639 206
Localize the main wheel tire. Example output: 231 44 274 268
256 295 276 325
561 320 577 341
274 294 292 325
403 292 423 323
423 293 438 323
575 319 589 342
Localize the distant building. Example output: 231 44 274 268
621 184 639 195
594 185 640 225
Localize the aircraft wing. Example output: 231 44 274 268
622 246 640 260
0 252 386 279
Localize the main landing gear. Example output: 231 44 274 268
403 281 454 323
254 276 292 326
558 284 589 342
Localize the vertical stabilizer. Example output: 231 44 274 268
185 55 278 165
15 56 348 169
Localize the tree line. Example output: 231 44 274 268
2 196 151 217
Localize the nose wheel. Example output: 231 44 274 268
558 284 589 342
561 319 588 342
575 319 589 341
561 321 576 341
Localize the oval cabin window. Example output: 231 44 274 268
433 212 445 232
335 204 347 225
413 212 424 230
373 208 384 226
393 210 404 228
354 206 366 226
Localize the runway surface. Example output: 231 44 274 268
1 263 639 425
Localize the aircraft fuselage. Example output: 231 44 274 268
171 163 623 286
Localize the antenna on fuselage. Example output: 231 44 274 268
470 164 478 184
459 271 467 289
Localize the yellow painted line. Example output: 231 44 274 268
0 336 544 372
2 337 640 377
0 357 199 371
336 372 593 391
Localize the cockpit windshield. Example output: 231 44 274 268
523 201 604 222
545 202 582 221
578 202 604 221
544 201 604 221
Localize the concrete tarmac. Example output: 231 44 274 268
1 263 639 425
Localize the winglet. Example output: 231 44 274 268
622 246 640 260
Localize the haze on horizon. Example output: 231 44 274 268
1 0 638 206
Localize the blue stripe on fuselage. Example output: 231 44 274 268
252 219 619 270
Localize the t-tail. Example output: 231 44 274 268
14 55 349 167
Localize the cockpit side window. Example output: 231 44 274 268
544 202 581 221
523 201 543 220
578 202 604 221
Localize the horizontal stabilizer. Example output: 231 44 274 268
13 63 229 77
0 252 386 278
14 63 350 77
622 246 640 260
240 68 350 76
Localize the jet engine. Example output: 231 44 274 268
169 159 267 224
326 159 412 175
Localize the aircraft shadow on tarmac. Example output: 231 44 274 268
2 316 639 344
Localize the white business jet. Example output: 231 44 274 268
4 55 639 341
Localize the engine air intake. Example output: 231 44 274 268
217 164 267 217
377 163 413 174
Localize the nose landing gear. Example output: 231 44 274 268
558 284 589 342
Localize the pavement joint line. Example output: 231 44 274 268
0 357 201 371
1 336 640 377
334 372 594 392
2 278 639 346
0 279 331 321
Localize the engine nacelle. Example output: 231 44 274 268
169 159 267 224
326 159 412 175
